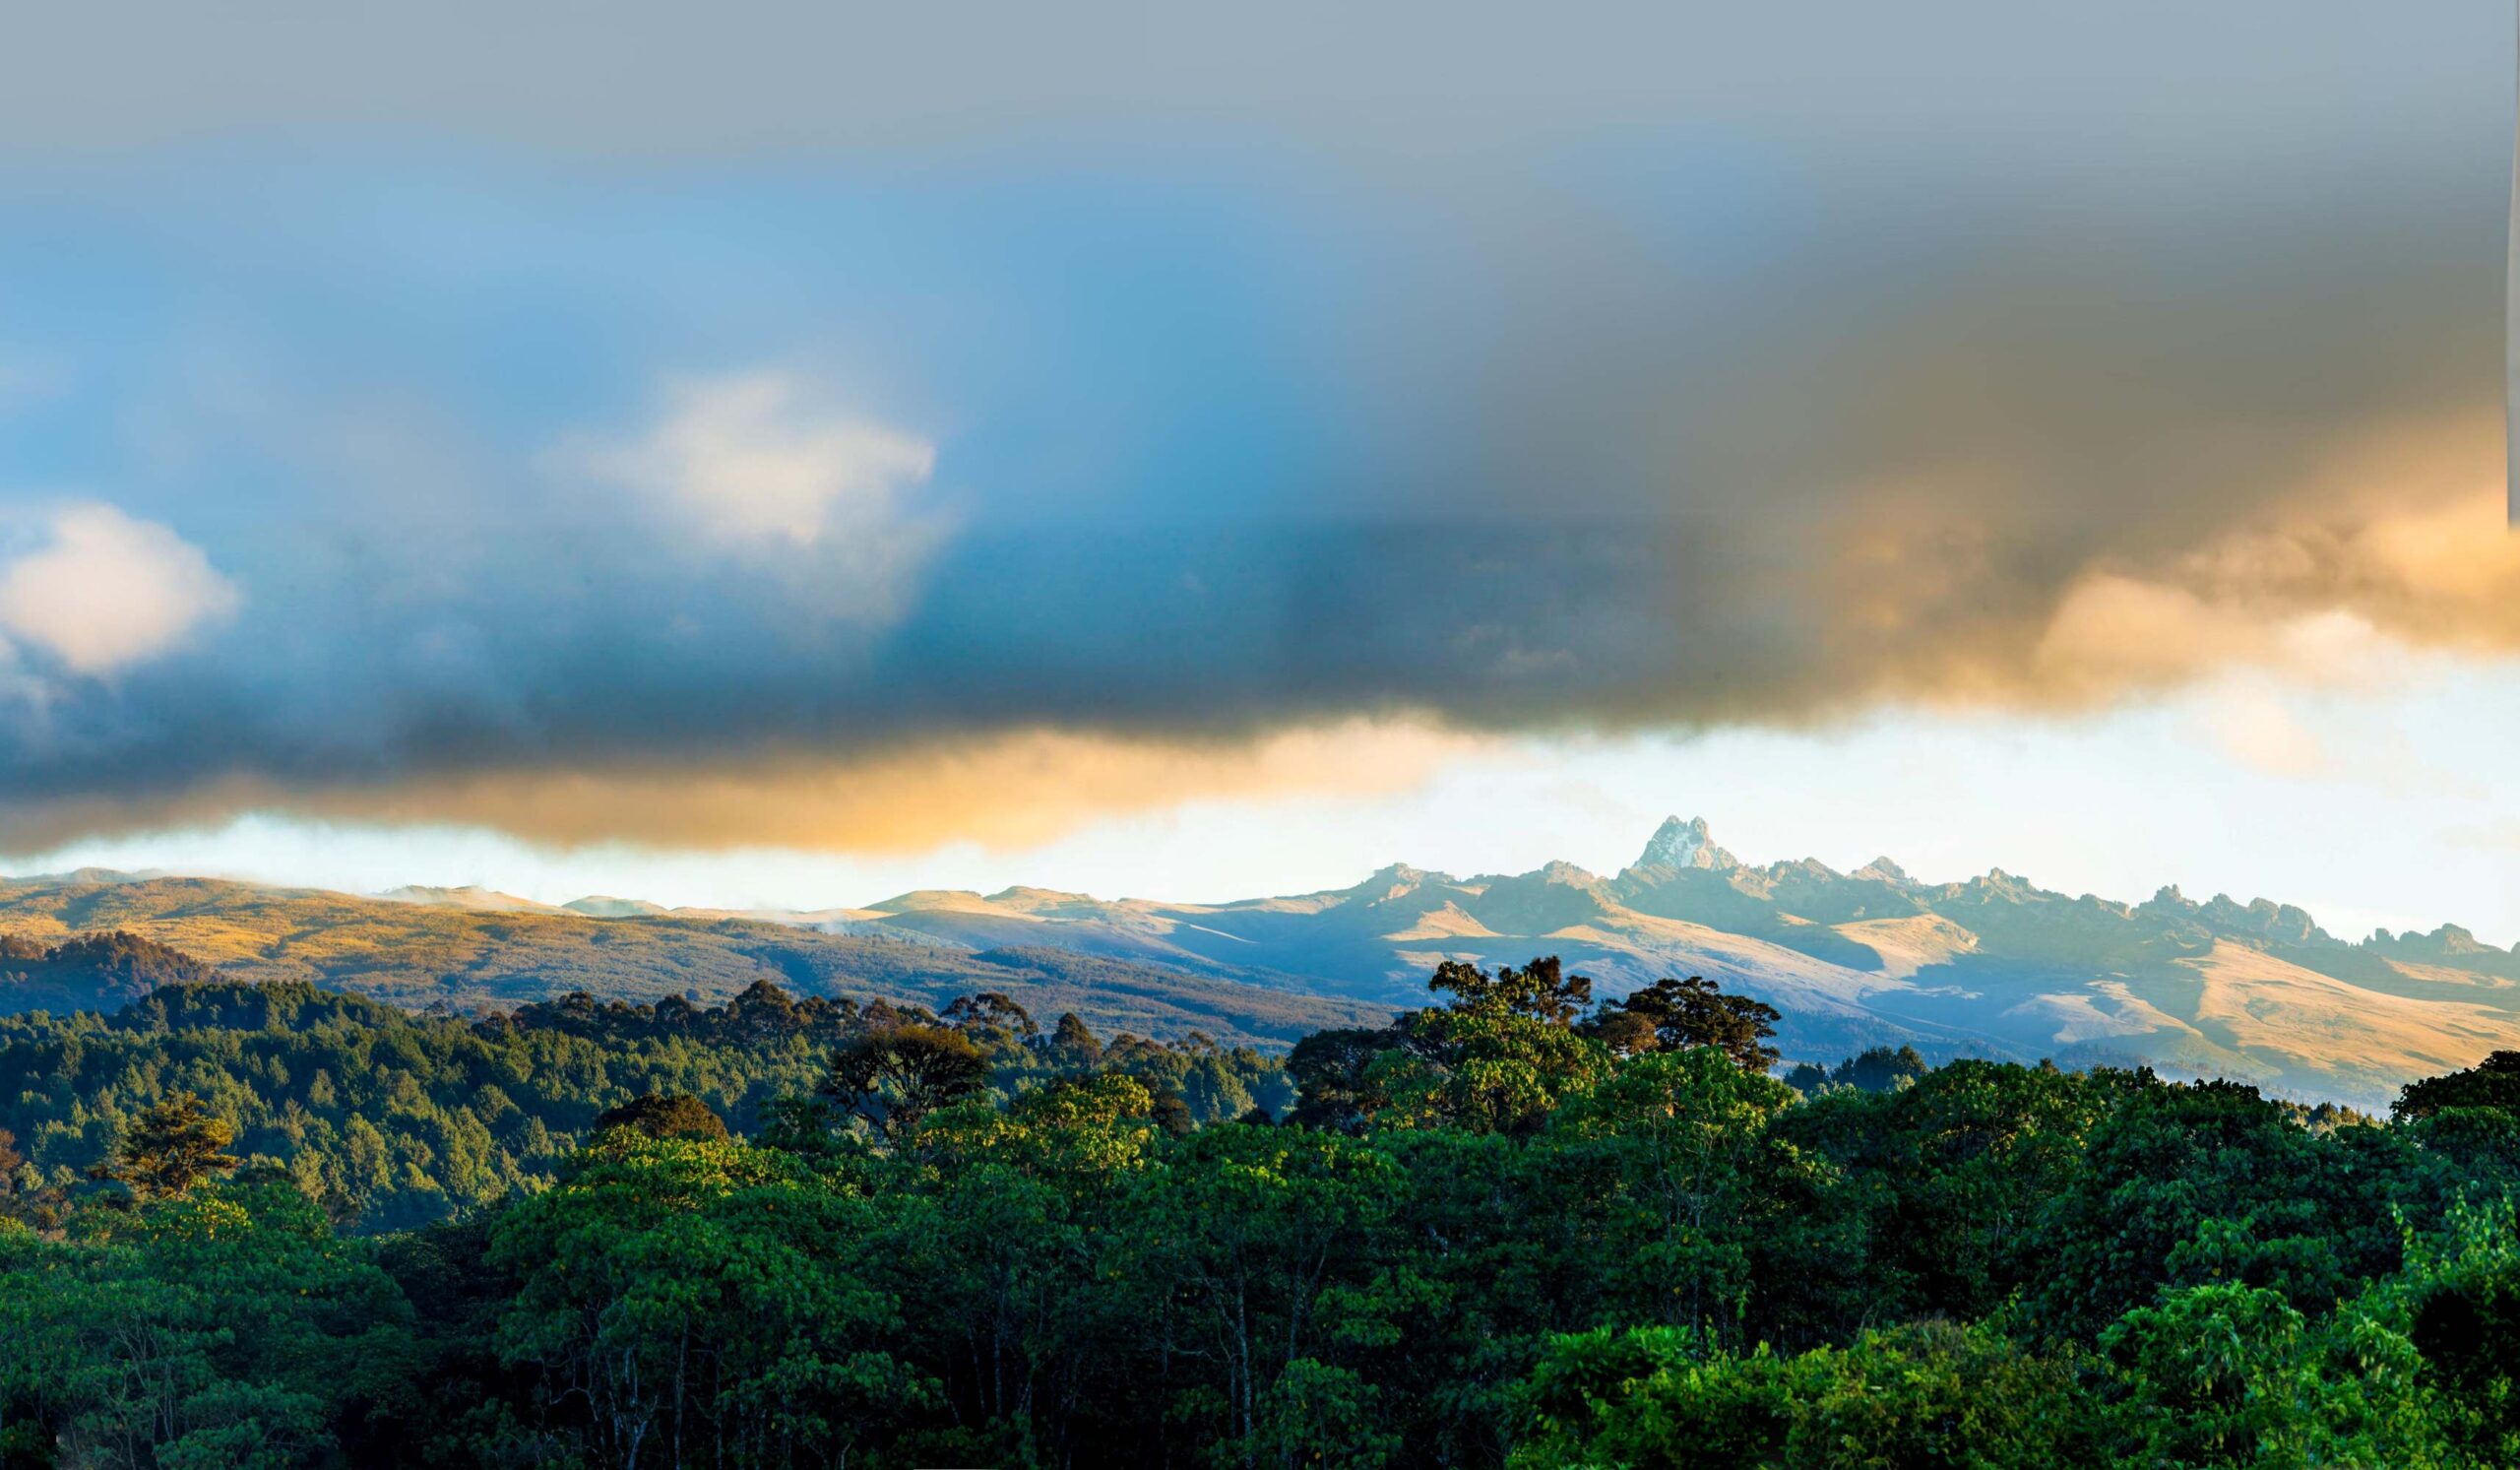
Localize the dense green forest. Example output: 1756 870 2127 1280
0 975 1289 1231
9 953 2520 1467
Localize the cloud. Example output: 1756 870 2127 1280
3 399 2514 856
2004 413 2520 706
559 372 945 616
0 503 238 675
575 373 936 547
0 15 2512 855
0 718 1483 856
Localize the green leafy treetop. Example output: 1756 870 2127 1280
592 1091 731 1140
1784 1045 1932 1095
2395 1050 2520 1121
1425 954 1594 1023
942 990 1040 1053
1043 1009 1107 1068
96 1090 241 1200
1587 974 1783 1072
820 1023 992 1141
1397 957 1611 1134
1287 960 1786 1134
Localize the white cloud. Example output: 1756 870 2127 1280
561 371 946 620
0 502 239 674
581 373 936 543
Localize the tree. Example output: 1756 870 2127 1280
1772 1058 2108 1327
1828 1045 1927 1093
2395 1050 2520 1121
722 977 802 1043
1287 1026 1411 1132
2101 1283 2317 1466
100 1092 240 1200
1391 958 1611 1135
593 1092 730 1140
2026 1076 2403 1338
1554 1047 1847 1346
1042 1011 1106 1069
488 1133 931 1467
2336 1195 2520 1464
0 1179 420 1467
1517 1325 1811 1468
945 991 1040 1055
1513 1319 2102 1470
1428 956 1592 1026
894 1072 1166 1459
1131 1125 1403 1464
822 1025 992 1140
1588 976 1781 1072
1795 1320 2102 1468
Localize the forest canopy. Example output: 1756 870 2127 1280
1 947 2517 1468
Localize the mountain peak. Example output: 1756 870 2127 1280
1353 862 1429 892
1334 863 1436 907
1633 815 1735 872
1536 859 1605 886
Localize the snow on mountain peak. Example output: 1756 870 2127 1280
1633 815 1734 872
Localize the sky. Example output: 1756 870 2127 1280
2 2 2518 943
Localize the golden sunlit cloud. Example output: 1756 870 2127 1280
0 719 1493 856
1818 409 2519 717
8 411 2518 859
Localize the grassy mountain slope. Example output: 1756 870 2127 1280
0 874 1390 1047
840 818 2520 1106
9 812 2519 1105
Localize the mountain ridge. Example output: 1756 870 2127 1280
5 816 2515 1106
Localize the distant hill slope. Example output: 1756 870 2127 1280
0 930 215 1015
0 875 1390 1048
8 815 2518 1106
789 815 2520 1108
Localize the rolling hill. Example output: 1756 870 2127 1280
0 873 1390 1048
6 816 2518 1106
